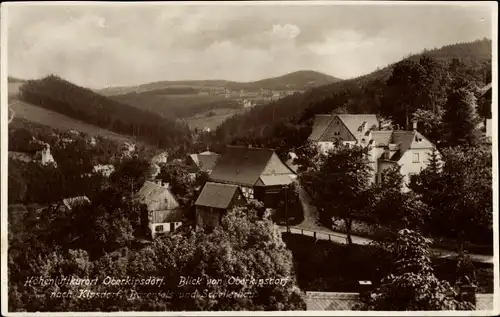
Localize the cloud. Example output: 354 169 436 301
6 3 493 88
270 24 301 40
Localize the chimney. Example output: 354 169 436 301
413 120 418 131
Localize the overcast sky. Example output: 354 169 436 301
6 2 493 89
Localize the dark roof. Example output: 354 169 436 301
195 182 243 209
309 114 379 141
309 115 333 141
390 131 417 161
305 292 360 311
370 131 393 147
189 153 220 172
209 146 276 186
151 209 184 223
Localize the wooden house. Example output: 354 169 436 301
195 182 247 229
208 146 296 208
136 180 183 238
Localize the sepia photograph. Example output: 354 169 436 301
1 1 498 315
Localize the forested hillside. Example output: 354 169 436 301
210 39 492 155
110 91 241 119
17 75 193 154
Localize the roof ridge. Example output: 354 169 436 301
226 145 275 151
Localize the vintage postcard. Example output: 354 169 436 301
1 1 498 316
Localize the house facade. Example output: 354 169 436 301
208 146 296 208
195 182 247 229
368 129 438 191
136 180 183 238
308 114 438 191
308 114 379 153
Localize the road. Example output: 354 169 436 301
280 184 493 264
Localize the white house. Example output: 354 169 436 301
136 180 183 239
308 114 437 191
368 127 438 191
308 114 379 153
34 143 57 167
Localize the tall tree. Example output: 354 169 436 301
356 229 474 311
442 87 480 147
369 166 429 234
305 144 372 244
383 59 433 128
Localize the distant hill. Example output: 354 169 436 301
10 75 193 153
98 70 340 128
98 70 341 96
210 39 492 152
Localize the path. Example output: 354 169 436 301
280 184 493 264
8 107 15 124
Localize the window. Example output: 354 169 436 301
155 225 164 232
170 222 175 232
413 153 420 163
384 151 390 160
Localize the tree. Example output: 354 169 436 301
411 145 492 248
383 59 433 128
158 161 196 209
292 140 322 173
356 229 474 311
442 87 480 147
369 166 429 235
110 157 150 194
305 144 372 244
411 109 443 144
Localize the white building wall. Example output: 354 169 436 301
398 148 435 192
149 221 182 238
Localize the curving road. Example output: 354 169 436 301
280 184 493 264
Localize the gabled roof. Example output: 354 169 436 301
257 175 295 186
189 152 220 172
309 115 333 141
370 131 393 147
305 292 360 311
336 114 379 137
309 114 379 142
390 131 416 161
136 181 180 211
195 182 244 209
209 146 276 187
372 130 434 162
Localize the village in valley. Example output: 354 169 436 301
4 3 496 314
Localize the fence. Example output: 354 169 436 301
279 226 349 244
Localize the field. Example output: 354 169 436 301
183 108 242 131
9 99 143 146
